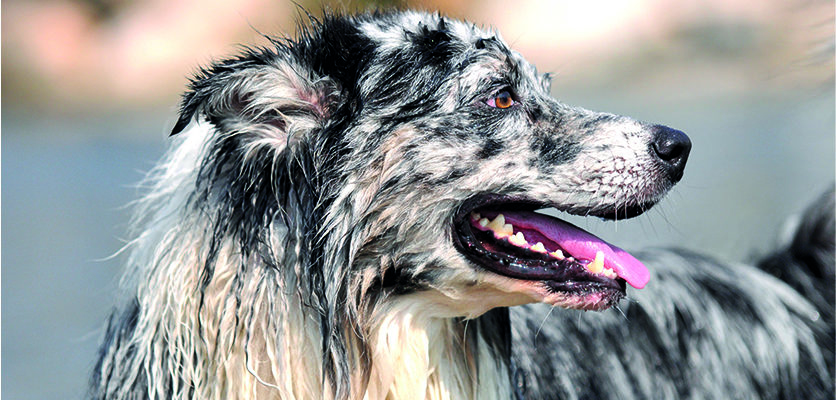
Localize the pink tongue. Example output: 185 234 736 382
498 211 649 289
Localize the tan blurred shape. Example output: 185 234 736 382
2 0 832 112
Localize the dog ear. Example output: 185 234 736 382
170 48 338 140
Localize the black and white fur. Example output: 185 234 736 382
90 10 834 399
511 188 835 399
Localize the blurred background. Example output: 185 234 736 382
2 0 833 398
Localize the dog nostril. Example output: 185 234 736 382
651 125 692 181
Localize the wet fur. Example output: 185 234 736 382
90 11 834 399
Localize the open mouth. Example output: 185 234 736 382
453 196 650 307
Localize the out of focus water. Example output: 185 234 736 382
2 87 833 399
2 113 167 399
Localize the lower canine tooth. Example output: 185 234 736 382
587 251 605 274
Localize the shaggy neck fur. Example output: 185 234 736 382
91 123 513 399
194 253 513 400
360 300 512 400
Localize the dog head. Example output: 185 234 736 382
171 11 691 318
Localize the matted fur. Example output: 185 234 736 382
91 10 834 400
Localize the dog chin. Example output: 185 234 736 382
483 272 627 312
420 270 625 319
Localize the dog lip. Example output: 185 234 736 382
542 279 627 309
454 194 656 222
591 202 658 220
454 194 540 219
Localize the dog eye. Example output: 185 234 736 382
488 91 515 109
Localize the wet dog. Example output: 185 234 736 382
90 11 833 399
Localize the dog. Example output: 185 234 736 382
90 10 834 399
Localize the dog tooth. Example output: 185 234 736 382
479 218 489 227
602 267 617 279
509 232 527 246
587 251 604 274
487 214 506 234
502 224 514 235
550 250 565 260
531 242 547 253
472 212 481 221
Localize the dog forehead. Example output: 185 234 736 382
355 12 540 88
357 11 501 56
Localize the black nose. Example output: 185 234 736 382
651 125 691 182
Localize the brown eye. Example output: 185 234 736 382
489 91 515 109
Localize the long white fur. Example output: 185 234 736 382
103 120 513 399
